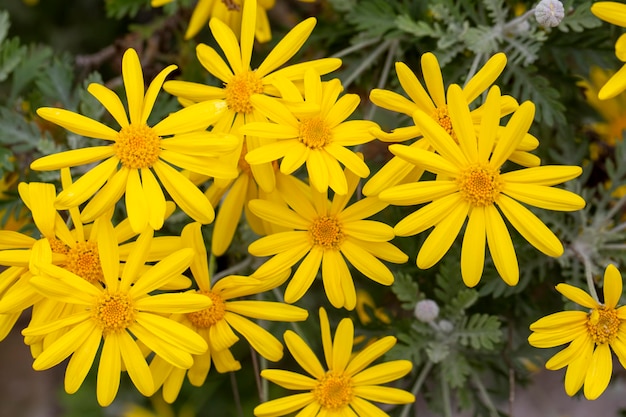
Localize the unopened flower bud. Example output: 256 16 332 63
535 0 565 28
438 319 454 333
414 299 439 323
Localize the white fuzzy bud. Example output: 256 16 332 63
437 320 454 333
534 0 565 28
414 299 439 323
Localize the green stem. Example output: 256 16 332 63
472 374 499 417
229 372 244 417
213 255 253 282
365 39 399 121
331 37 381 59
341 39 393 90
582 252 600 303
399 360 434 417
441 367 452 417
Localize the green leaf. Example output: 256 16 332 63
10 45 53 102
78 71 106 120
346 0 399 38
0 108 51 153
502 65 566 127
390 271 419 310
105 0 150 19
0 10 9 45
0 37 27 84
457 314 502 350
559 1 602 33
463 25 501 55
395 14 435 38
328 0 357 13
426 341 450 363
35 55 75 109
441 351 472 388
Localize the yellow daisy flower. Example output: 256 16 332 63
150 222 308 403
590 2 626 99
528 264 626 400
364 52 539 197
248 163 408 310
21 218 211 406
254 307 415 416
240 69 378 195
152 0 275 42
378 85 586 287
32 48 238 233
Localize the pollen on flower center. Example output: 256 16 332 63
587 307 620 344
93 292 135 335
65 241 104 284
114 124 161 169
310 216 344 250
314 371 354 410
225 71 264 114
47 237 69 254
457 164 503 206
431 106 457 143
299 117 332 149
186 290 222 328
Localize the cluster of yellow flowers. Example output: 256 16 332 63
0 0 625 413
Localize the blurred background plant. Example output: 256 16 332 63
1 0 625 416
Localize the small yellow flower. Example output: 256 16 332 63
32 48 238 233
150 222 308 403
241 70 378 195
378 85 585 287
254 308 415 416
365 52 539 197
21 219 210 406
528 264 626 400
249 163 408 310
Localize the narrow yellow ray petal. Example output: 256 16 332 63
254 392 314 417
266 58 342 83
80 166 129 223
36 108 118 140
352 360 412 385
195 43 234 83
490 101 534 168
583 343 612 400
256 18 316 78
283 329 325 379
164 80 226 102
141 64 178 124
32 319 95 370
341 239 394 285
225 312 284 361
55 157 119 208
96 334 121 406
31 146 114 171
209 18 243 74
331 317 354 372
126 169 149 233
134 311 207 354
212 176 247 256
421 52 445 107
353 385 416 404
501 165 582 186
152 100 228 135
248 199 310 229
417 202 469 269
502 183 586 212
322 250 346 308
122 48 144 125
412 108 468 167
396 61 435 112
284 248 323 303
556 283 599 309
119 330 155 396
603 264 623 308
129 247 194 297
462 52 506 103
461 207 486 287
87 83 129 128
388 144 460 177
152 160 215 224
141 168 166 231
65 325 101 394
497 194 563 257
240 0 255 70
260 369 317 390
485 204 518 285
448 84 478 161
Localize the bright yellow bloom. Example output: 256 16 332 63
528 264 626 400
150 222 308 403
590 2 626 99
365 52 539 197
21 219 210 406
240 70 378 195
254 308 415 416
163 0 340 248
378 85 586 287
32 48 238 233
249 163 408 310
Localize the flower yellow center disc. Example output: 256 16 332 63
225 71 264 114
66 241 104 284
314 371 353 410
187 291 224 328
431 106 457 143
457 164 502 206
588 307 620 344
310 216 344 250
114 124 161 169
94 292 135 335
299 117 332 149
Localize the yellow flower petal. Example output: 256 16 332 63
283 329 325 379
529 311 589 331
352 360 412 385
80 166 129 223
413 108 468 167
226 312 284 361
64 325 101 393
583 343 612 400
254 392 314 417
545 333 593 370
122 48 144 125
97 334 121 406
125 168 149 233
461 206 486 287
417 201 469 269
134 312 207 355
370 88 419 116
485 204 518 285
448 84 478 161
345 336 396 376
379 180 458 206
394 193 463 236
285 248 323 303
502 183 586 212
341 239 394 285
501 165 582 186
141 167 166 231
353 385 415 404
141 64 177 124
134 293 212 313
152 100 228 135
32 319 94 370
497 194 564 257
396 61 434 112
421 52 445 107
129 247 194 297
55 156 119 208
260 369 317 390
331 317 354 372
248 199 310 229
490 101 534 168
598 63 626 100
256 18 316 78
31 146 114 171
603 264 623 308
226 300 308 322
556 283 599 309
591 2 626 27
119 330 154 396
36 107 118 141
152 160 215 224
87 83 129 128
388 144 460 178
463 52 506 103
564 342 593 396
